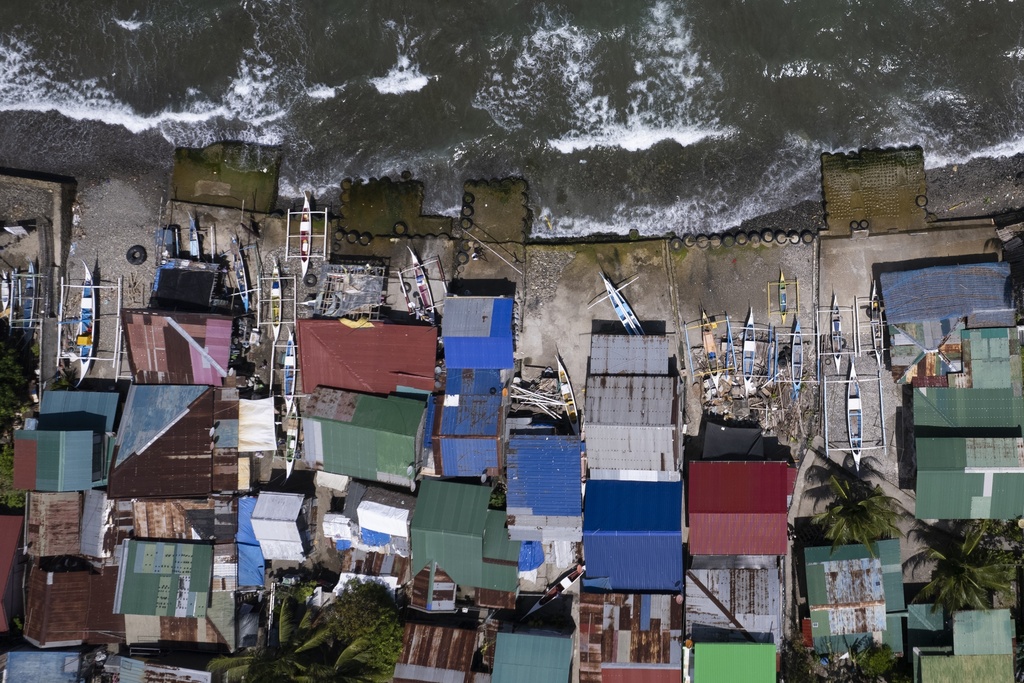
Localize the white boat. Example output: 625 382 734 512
522 563 585 619
21 262 35 335
830 292 842 366
231 237 250 313
0 271 9 315
283 405 299 480
742 309 756 395
765 324 777 386
848 361 863 468
408 247 436 325
791 318 803 401
76 261 96 386
283 329 297 416
556 355 580 434
724 315 737 382
189 213 200 259
778 270 788 324
869 281 883 363
270 262 282 343
299 193 312 278
600 272 644 336
701 308 721 388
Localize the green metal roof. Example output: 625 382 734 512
805 539 903 609
309 393 423 483
16 430 97 491
919 653 1013 683
908 604 951 650
962 327 1021 391
39 391 118 432
916 463 1024 520
116 540 213 617
953 609 1013 656
913 387 1024 432
411 480 519 592
694 643 776 683
492 632 572 683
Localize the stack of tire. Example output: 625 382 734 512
671 228 815 249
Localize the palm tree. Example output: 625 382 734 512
812 475 901 555
916 525 1014 613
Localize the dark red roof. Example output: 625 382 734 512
0 516 22 632
297 319 437 396
688 461 789 555
13 438 35 491
603 669 681 683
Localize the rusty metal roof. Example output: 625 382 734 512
123 590 235 652
132 496 236 543
123 309 233 386
26 491 81 558
685 566 782 645
394 622 477 683
24 565 124 648
297 319 438 395
0 515 22 632
578 592 683 683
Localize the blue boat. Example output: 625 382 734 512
600 272 644 336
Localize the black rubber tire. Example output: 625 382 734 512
461 204 473 217
334 230 345 241
774 230 787 244
303 273 318 288
332 241 342 252
749 232 761 245
393 221 408 236
345 231 359 244
696 235 710 249
788 231 800 244
850 220 859 231
710 235 722 248
736 232 749 246
460 240 472 252
859 219 869 230
358 232 372 246
801 230 814 244
456 250 471 265
916 194 928 207
761 229 774 243
463 192 475 205
126 245 147 265
722 234 735 247
341 178 353 190
669 237 684 251
683 234 697 248
459 217 472 230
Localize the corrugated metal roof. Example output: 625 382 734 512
685 567 782 645
953 609 1013 655
443 297 514 338
122 589 234 651
588 334 670 375
394 622 476 683
14 430 96 491
115 540 213 618
5 651 82 682
583 481 683 592
24 566 124 647
880 263 1013 326
688 462 789 555
251 493 306 560
578 592 683 683
439 393 502 436
506 434 581 517
585 425 677 475
0 516 22 632
693 643 776 683
701 421 765 460
446 368 503 394
39 390 118 432
585 375 676 425
436 388 503 477
27 491 81 557
962 327 1022 391
80 489 115 559
492 632 572 683
113 656 212 683
252 492 304 522
132 496 236 542
919 653 1014 682
123 310 233 386
297 318 438 395
914 387 1024 431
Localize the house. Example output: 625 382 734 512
296 318 438 395
14 390 118 491
302 386 425 486
432 369 506 477
579 592 682 683
0 516 24 634
914 327 1024 519
879 263 1014 383
582 480 683 592
121 309 232 385
492 631 573 683
26 492 81 558
393 622 479 683
692 642 776 683
687 461 790 556
410 480 520 610
909 606 1014 682
584 375 679 480
588 334 671 375
803 539 905 654
250 492 308 562
107 385 241 498
103 656 213 683
235 497 265 589
506 434 582 542
23 564 123 647
685 563 782 646
442 296 515 370
3 650 83 682
114 539 213 618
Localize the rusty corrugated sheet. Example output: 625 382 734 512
578 592 683 682
86 568 126 644
476 588 516 609
410 564 455 611
27 492 82 558
132 496 236 543
122 309 233 386
24 564 122 646
12 437 36 490
394 622 476 683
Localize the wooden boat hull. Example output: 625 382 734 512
556 356 580 433
77 260 95 386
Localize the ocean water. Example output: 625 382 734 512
2 0 1024 236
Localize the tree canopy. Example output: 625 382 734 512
812 476 901 555
917 524 1014 614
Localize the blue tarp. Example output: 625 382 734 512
422 397 436 450
336 539 352 551
361 528 391 547
880 263 1013 325
6 651 82 682
518 541 544 571
236 496 266 588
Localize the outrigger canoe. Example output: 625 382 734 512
522 563 585 619
830 293 843 366
600 272 643 336
556 355 580 434
869 281 883 362
283 406 299 480
701 308 720 387
408 247 436 325
299 193 312 278
270 262 282 344
232 237 250 313
76 260 96 387
189 212 200 259
848 361 863 468
283 329 297 417
791 318 803 400
778 270 788 324
742 309 756 396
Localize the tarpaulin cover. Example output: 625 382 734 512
518 540 544 571
238 398 277 451
360 528 391 547
356 500 410 538
236 496 265 588
336 539 352 551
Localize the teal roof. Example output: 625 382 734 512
913 387 1024 432
307 392 424 483
919 653 1014 682
411 480 519 592
116 540 212 617
962 327 1022 391
116 385 206 466
953 609 1013 656
39 390 118 432
492 632 572 683
694 642 776 683
15 429 98 491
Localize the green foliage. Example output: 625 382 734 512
327 580 402 681
489 482 506 510
780 639 820 683
857 644 896 677
916 525 1014 613
0 444 25 510
812 476 901 555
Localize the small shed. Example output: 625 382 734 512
506 434 582 542
433 369 505 477
393 622 477 683
492 631 573 683
692 642 776 683
4 651 83 683
122 309 232 385
442 296 515 370
250 492 308 562
588 334 670 375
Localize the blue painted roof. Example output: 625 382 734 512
443 297 514 369
506 434 582 517
446 337 514 370
6 650 82 682
583 480 684 592
440 393 502 436
440 437 500 477
446 368 504 395
236 496 265 588
116 385 206 466
880 263 1014 326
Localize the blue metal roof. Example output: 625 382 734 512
446 368 504 395
443 297 514 369
583 480 683 592
39 390 118 432
236 496 265 588
440 437 499 477
506 434 581 516
6 650 82 682
880 263 1013 325
445 337 514 370
440 393 502 436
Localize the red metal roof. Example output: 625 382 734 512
297 319 437 396
12 437 35 490
0 516 22 632
602 669 681 683
122 309 233 385
688 462 789 555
